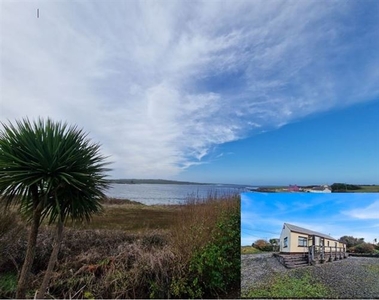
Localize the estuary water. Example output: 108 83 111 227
106 183 249 205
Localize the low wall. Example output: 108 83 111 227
349 253 379 258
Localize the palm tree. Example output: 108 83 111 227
0 118 110 299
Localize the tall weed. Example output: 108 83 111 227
0 208 26 273
169 194 240 298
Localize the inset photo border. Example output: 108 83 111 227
241 192 379 299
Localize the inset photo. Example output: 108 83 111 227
241 192 379 299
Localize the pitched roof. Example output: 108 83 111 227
284 223 338 241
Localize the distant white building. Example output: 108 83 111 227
304 185 332 193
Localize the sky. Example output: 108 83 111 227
1 1 379 185
241 192 379 246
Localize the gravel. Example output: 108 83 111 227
241 254 379 298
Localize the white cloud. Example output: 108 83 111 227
342 200 379 220
1 1 378 178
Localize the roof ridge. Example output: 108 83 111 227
284 223 337 241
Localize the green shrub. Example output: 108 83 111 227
0 272 17 298
170 196 240 298
353 242 375 253
253 239 273 251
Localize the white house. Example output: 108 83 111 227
304 185 332 193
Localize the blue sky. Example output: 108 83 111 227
1 1 379 184
241 192 379 246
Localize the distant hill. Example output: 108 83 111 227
108 179 210 185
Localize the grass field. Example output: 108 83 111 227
71 198 180 232
351 185 379 192
241 246 263 254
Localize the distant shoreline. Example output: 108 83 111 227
107 180 379 192
108 179 244 186
109 179 210 185
250 184 379 193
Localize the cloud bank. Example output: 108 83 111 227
343 200 379 220
1 0 379 178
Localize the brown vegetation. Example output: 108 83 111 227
0 195 240 299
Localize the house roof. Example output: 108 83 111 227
284 223 338 241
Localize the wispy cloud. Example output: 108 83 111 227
342 200 379 220
1 1 378 178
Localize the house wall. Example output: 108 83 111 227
309 189 332 193
279 225 291 252
288 232 310 253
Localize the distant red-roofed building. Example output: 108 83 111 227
288 185 300 192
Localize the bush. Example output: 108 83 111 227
0 272 17 298
253 239 273 251
353 243 375 254
187 200 240 296
339 235 365 248
169 194 240 298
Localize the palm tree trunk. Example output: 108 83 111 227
36 219 64 299
15 201 43 299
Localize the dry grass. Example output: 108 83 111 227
0 194 240 299
18 228 173 299
170 194 238 262
71 199 180 232
0 207 27 274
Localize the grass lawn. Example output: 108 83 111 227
243 272 331 298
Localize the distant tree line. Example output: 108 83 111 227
331 183 362 192
251 236 379 254
339 235 378 254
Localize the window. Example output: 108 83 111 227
298 236 307 247
327 241 330 247
284 237 288 248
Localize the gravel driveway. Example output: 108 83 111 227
241 254 379 298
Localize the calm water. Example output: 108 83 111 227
106 183 250 205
